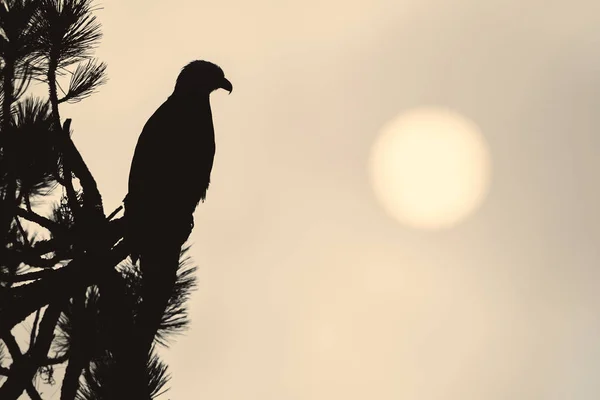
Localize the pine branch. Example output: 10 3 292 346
62 119 104 217
58 58 106 104
155 247 197 346
29 309 40 347
10 96 60 200
2 237 70 273
45 352 69 365
0 238 128 336
59 290 86 400
15 207 69 236
26 384 43 400
57 119 84 222
0 301 64 400
34 0 103 68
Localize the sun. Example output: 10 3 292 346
368 107 491 230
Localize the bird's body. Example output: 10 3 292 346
119 61 232 390
125 60 232 266
126 92 216 261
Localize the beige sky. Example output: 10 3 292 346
15 0 600 398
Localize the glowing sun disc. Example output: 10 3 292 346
369 107 491 230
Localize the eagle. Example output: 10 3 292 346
124 60 232 360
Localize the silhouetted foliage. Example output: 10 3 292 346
0 1 199 399
10 97 59 200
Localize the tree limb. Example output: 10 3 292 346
26 383 43 400
0 302 64 400
5 267 64 283
59 119 105 219
59 291 86 400
29 309 40 347
58 119 84 223
1 334 22 361
0 240 128 336
15 208 69 237
44 352 69 366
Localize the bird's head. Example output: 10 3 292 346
174 60 233 96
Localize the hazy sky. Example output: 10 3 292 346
17 0 600 398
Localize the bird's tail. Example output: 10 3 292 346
137 243 180 355
109 243 180 399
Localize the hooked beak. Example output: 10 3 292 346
220 77 233 94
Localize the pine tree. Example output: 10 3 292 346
0 2 197 399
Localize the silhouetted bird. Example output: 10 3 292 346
124 60 232 364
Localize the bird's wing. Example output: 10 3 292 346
128 102 171 197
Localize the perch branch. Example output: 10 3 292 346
15 208 69 237
0 240 128 336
